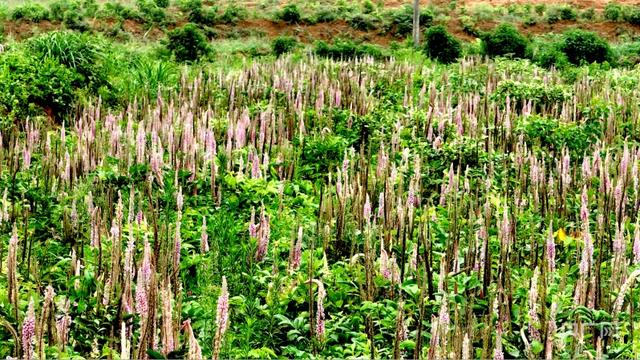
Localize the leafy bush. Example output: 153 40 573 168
559 6 577 20
272 36 298 57
136 0 167 25
532 41 569 69
49 0 79 22
623 6 640 25
581 8 596 20
482 24 528 58
604 2 623 21
424 25 462 64
181 0 216 25
314 39 387 60
220 5 248 24
347 13 379 31
278 4 301 24
155 0 170 8
100 1 141 21
11 3 50 22
0 50 78 123
313 6 338 23
386 5 434 37
166 23 211 62
64 11 90 32
27 31 106 90
560 30 611 65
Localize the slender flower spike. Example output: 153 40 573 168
547 223 556 273
183 320 203 360
634 222 640 265
363 193 371 225
213 277 230 360
316 280 326 339
201 216 209 253
23 299 36 360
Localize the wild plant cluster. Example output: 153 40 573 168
3 54 640 359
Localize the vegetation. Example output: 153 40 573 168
424 25 462 64
482 23 528 58
560 29 612 65
4 1 640 359
166 23 211 62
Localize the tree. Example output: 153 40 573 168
413 0 420 46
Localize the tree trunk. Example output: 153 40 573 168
413 0 420 47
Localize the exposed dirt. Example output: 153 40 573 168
460 0 640 10
3 2 640 45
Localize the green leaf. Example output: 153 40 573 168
146 349 166 360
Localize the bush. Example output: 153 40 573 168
424 25 462 64
49 0 79 22
181 0 216 25
623 6 640 25
136 0 167 25
560 29 611 65
0 50 79 123
604 2 623 21
155 0 170 8
348 13 379 31
11 3 50 22
581 8 596 20
272 36 298 57
482 23 528 58
313 6 338 23
314 39 387 60
387 5 433 37
278 4 301 24
166 23 211 62
220 5 248 24
533 42 569 69
64 11 90 32
101 1 141 21
27 31 106 90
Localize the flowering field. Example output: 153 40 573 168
3 50 640 359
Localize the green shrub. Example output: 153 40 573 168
155 0 170 8
272 36 298 57
166 23 211 62
0 50 79 123
278 4 301 24
11 3 50 22
27 31 106 90
136 0 167 25
387 5 433 37
362 0 375 14
82 0 99 17
101 1 141 21
560 29 611 65
482 23 528 58
523 15 538 27
64 11 90 31
313 6 338 23
623 6 640 25
424 25 462 64
314 39 387 60
348 13 379 31
220 5 248 24
49 0 79 22
581 8 596 20
544 5 575 24
604 2 623 21
559 6 577 20
532 41 568 69
181 0 216 25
